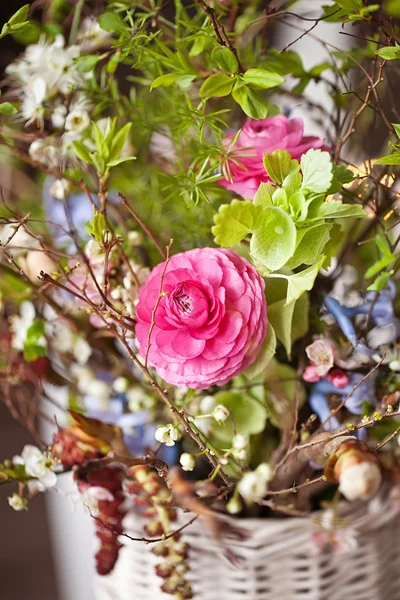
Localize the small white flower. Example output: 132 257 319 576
237 472 267 503
17 445 57 489
180 453 195 472
126 387 148 412
233 448 247 462
199 395 216 414
88 380 111 403
29 138 59 168
51 104 68 128
339 462 382 502
65 109 90 133
127 231 143 246
389 360 400 372
21 76 47 125
213 404 230 424
232 434 247 450
9 301 39 351
155 424 179 447
256 462 273 482
113 377 129 394
8 493 28 511
50 178 70 200
72 337 92 365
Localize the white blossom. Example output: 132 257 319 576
237 463 273 503
9 301 42 351
29 138 60 168
227 497 242 515
126 386 151 411
155 424 179 447
65 109 90 133
50 178 70 200
8 493 28 511
14 445 57 489
113 377 129 394
51 103 68 129
180 453 196 472
232 434 248 450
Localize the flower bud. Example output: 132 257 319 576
338 462 381 501
227 496 242 514
232 434 247 450
212 404 230 424
113 377 129 394
328 369 349 389
21 251 57 284
179 453 195 472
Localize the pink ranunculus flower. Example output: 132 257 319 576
135 248 268 389
219 115 325 199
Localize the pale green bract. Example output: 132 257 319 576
211 200 261 247
250 206 297 271
300 149 333 194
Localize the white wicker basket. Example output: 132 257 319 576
93 495 400 600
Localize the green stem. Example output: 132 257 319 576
69 0 85 45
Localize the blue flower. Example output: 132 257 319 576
309 372 377 431
324 282 398 354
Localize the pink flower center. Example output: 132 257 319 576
170 281 210 328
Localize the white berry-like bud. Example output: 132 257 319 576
128 231 143 246
389 360 400 372
227 497 242 514
233 448 247 461
232 434 247 450
256 462 273 482
155 424 179 447
237 472 267 503
339 462 381 501
180 453 195 472
213 404 230 424
113 377 129 394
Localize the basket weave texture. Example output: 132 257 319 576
93 497 400 600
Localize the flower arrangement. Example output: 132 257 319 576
0 1 400 598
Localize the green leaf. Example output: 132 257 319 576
286 223 332 269
150 73 182 91
212 391 267 443
86 212 106 242
243 324 276 379
374 153 400 166
328 163 354 193
98 13 125 33
300 149 333 194
242 69 284 90
23 344 46 362
199 73 235 98
316 200 367 219
75 55 101 73
107 157 136 167
212 47 238 73
250 207 296 271
8 4 29 25
253 182 274 208
26 320 45 345
267 291 309 359
282 170 302 196
92 121 109 160
367 271 393 292
109 123 132 162
385 0 400 16
393 124 400 139
212 200 260 247
285 256 325 304
336 0 362 9
0 102 18 115
72 141 92 164
376 45 400 61
232 81 269 119
263 150 299 185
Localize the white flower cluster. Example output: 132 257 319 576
13 445 57 491
237 463 273 503
9 301 46 352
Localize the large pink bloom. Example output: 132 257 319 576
219 115 325 199
135 248 267 389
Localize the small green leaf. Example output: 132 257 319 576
0 102 18 115
212 200 260 247
374 153 400 166
98 13 125 33
285 256 325 304
282 171 302 196
92 121 109 160
26 320 45 345
263 150 299 185
232 81 269 119
286 223 332 269
199 73 235 98
367 271 393 292
300 149 333 194
150 73 182 91
109 123 132 162
23 344 46 362
243 68 284 90
328 163 355 193
250 207 296 271
316 200 367 219
212 47 238 73
107 157 135 167
72 141 92 164
253 183 274 208
8 4 29 26
76 55 101 73
376 45 400 60
86 212 106 242
393 124 400 139
243 324 276 379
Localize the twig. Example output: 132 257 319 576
118 193 166 260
